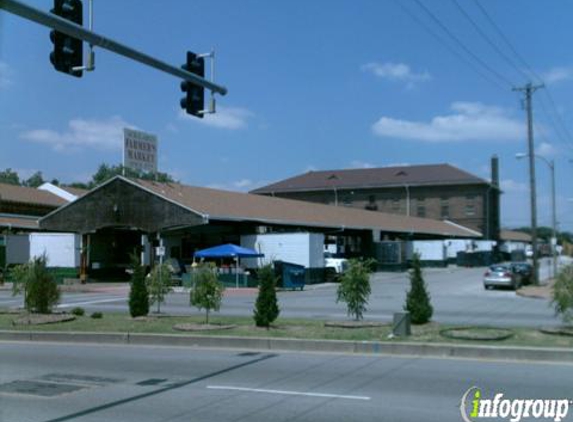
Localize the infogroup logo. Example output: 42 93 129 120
460 386 571 422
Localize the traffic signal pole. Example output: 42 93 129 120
0 0 228 96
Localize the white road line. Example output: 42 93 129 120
207 385 371 401
57 298 125 308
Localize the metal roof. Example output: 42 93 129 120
0 182 66 207
132 178 480 237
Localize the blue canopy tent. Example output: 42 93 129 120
194 244 264 287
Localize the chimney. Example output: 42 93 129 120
491 155 499 188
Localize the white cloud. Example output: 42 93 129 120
179 106 253 130
20 116 133 152
350 160 375 169
362 62 431 86
372 102 524 142
500 179 528 193
536 142 558 157
542 66 573 84
0 61 14 89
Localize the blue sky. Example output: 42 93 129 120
1 0 573 230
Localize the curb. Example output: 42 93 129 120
0 330 572 363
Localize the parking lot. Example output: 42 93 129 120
0 258 563 328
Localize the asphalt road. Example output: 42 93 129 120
1 342 572 422
0 258 564 327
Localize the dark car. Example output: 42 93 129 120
511 262 533 285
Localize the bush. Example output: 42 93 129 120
405 253 433 324
11 255 60 314
336 259 374 321
254 264 280 328
71 307 85 316
146 263 173 314
90 312 103 319
128 254 149 318
190 263 224 324
552 264 573 323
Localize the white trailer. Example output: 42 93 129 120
241 233 325 268
30 233 81 267
406 240 447 262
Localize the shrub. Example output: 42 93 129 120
90 312 103 319
405 253 433 324
552 264 573 323
146 263 173 314
12 254 60 314
128 254 149 318
190 263 224 324
71 307 85 316
336 259 374 321
254 264 280 328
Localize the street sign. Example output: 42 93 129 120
156 246 165 257
123 128 158 173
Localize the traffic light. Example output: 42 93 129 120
49 0 83 77
180 51 205 118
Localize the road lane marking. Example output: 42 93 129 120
207 385 371 401
56 298 125 308
40 354 278 422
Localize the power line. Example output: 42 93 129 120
470 0 542 84
392 0 506 91
450 0 529 83
471 0 573 149
410 0 515 89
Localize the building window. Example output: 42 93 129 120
392 198 400 211
441 205 450 219
417 205 426 218
465 204 475 216
365 195 378 211
342 196 352 206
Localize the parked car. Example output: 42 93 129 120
510 262 533 285
483 264 522 290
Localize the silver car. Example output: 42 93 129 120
483 264 521 290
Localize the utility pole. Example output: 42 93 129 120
513 83 544 285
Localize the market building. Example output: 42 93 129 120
39 176 480 281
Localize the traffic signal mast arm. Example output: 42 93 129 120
0 0 228 96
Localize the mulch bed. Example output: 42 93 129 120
172 323 237 332
440 326 514 341
12 314 76 326
539 326 573 337
324 321 387 329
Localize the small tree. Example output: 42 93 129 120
405 253 433 324
190 263 224 324
147 263 173 314
336 259 373 321
128 254 149 318
552 264 573 323
12 254 60 314
254 264 280 328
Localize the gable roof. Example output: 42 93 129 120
500 230 532 243
0 182 67 207
130 178 479 237
251 164 491 194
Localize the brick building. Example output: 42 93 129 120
251 160 501 240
